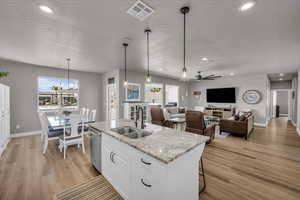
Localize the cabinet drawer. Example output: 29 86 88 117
132 148 166 175
132 168 165 200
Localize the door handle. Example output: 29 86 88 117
141 178 152 188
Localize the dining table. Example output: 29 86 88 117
46 113 90 130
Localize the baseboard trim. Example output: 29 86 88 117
11 130 41 138
279 114 288 117
254 123 267 127
0 138 10 158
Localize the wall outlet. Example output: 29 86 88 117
16 124 20 129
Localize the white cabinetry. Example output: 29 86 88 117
0 83 10 157
101 133 204 200
102 134 130 199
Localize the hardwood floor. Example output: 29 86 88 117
0 117 300 200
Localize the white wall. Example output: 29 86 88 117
291 76 297 125
271 81 292 89
188 74 268 126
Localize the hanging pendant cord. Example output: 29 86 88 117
147 31 150 76
67 58 70 89
124 44 127 81
183 12 186 71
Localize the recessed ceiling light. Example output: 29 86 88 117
279 73 284 77
239 1 256 12
229 72 235 76
202 57 208 61
279 78 283 81
159 68 163 71
39 5 53 14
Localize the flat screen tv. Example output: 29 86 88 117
206 88 236 103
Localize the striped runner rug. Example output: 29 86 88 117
54 176 123 200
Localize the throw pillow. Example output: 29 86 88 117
239 115 246 121
234 115 240 121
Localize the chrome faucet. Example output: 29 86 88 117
135 106 145 129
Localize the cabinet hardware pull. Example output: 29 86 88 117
141 179 152 187
141 158 151 165
109 152 113 162
111 152 116 164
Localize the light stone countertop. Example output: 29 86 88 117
89 119 209 164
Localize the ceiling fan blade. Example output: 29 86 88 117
202 78 215 80
205 74 217 77
204 75 222 78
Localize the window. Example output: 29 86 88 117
165 85 179 106
38 77 79 110
144 83 163 105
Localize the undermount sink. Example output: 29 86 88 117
111 126 152 139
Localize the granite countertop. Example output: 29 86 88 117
89 119 209 164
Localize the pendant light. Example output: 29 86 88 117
66 58 71 89
145 28 152 83
123 43 129 88
181 6 190 79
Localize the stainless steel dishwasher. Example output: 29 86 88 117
90 127 102 173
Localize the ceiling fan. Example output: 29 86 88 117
193 71 222 81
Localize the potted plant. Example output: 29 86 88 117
0 72 9 79
150 87 161 104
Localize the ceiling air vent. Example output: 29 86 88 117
126 0 154 21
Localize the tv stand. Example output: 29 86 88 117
205 106 235 119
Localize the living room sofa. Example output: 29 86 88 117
219 112 254 139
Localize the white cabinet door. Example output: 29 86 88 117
101 144 115 184
102 135 131 200
112 150 130 199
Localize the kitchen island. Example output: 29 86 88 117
90 119 209 200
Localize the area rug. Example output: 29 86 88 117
54 176 123 200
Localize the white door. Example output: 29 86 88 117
107 84 117 120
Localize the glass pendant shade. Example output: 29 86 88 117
182 68 187 78
123 80 128 87
146 75 151 83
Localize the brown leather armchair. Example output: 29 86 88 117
150 107 173 128
185 111 216 142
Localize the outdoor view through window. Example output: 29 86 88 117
38 77 79 110
145 83 163 105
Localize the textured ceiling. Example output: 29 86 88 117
0 0 300 79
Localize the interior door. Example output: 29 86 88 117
107 84 117 120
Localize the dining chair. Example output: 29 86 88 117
80 107 86 119
58 115 85 159
85 109 90 121
89 109 96 122
38 112 63 154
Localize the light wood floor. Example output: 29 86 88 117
1 117 300 200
